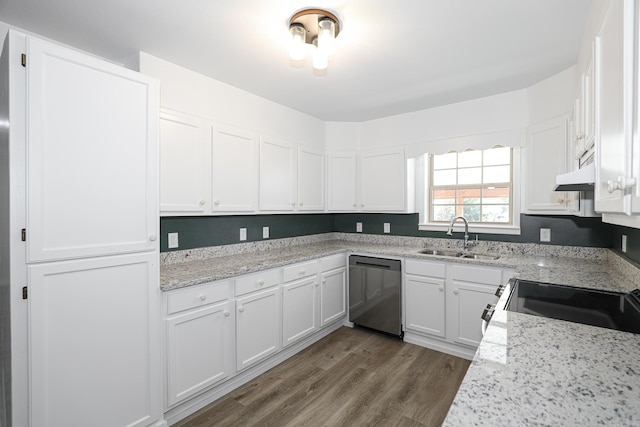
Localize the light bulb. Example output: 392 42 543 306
289 24 306 61
317 18 336 56
312 45 328 70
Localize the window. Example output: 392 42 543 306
430 146 513 225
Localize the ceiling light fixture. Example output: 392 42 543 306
288 8 340 72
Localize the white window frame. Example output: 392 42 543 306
417 148 521 235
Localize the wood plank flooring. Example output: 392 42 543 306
174 327 471 427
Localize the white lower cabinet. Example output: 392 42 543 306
404 259 446 338
235 283 281 371
319 266 347 326
282 276 319 347
165 281 233 407
404 258 512 358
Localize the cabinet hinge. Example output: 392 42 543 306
21 53 26 67
21 228 26 241
22 286 27 300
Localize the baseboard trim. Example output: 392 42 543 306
403 331 476 360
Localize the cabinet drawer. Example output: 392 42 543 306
283 260 319 282
320 253 346 272
405 259 446 278
450 264 503 285
235 268 280 297
167 281 230 315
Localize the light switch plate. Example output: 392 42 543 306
540 228 551 242
384 223 391 233
168 232 179 249
263 226 269 239
240 228 247 241
622 235 627 253
356 222 363 233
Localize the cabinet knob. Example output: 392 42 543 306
453 289 459 295
322 279 327 284
199 200 206 206
361 204 365 207
149 235 157 241
438 286 444 292
299 269 306 275
214 200 220 206
257 280 264 286
299 202 303 207
224 311 230 317
607 176 637 193
291 202 296 207
556 198 565 204
238 306 245 313
315 282 319 287
199 295 207 301
353 203 357 208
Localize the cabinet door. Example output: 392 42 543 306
525 116 571 213
327 152 358 211
159 111 209 214
448 280 496 348
236 287 281 371
319 267 346 326
360 148 405 211
583 45 596 152
297 146 324 211
282 277 319 347
212 126 258 212
166 301 232 407
29 253 162 427
26 36 158 262
595 0 635 214
404 275 446 338
259 138 296 211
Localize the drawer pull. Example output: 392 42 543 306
257 280 264 286
299 269 306 276
199 295 207 301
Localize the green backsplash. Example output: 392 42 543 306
161 212 615 252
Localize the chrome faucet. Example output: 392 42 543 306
446 216 470 250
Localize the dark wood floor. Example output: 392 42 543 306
174 327 470 427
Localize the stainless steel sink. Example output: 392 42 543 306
417 249 500 260
460 253 501 260
417 248 463 257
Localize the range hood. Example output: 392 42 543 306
554 163 595 191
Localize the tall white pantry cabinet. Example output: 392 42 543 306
0 30 165 427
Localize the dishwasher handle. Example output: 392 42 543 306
349 255 401 271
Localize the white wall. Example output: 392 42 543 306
139 53 325 149
324 121 360 151
527 66 576 125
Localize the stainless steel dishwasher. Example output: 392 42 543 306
348 255 402 337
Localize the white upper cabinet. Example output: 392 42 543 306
595 0 636 214
525 116 572 214
212 126 258 212
259 137 297 211
327 151 358 211
297 146 324 211
360 147 406 211
25 36 158 262
159 111 210 214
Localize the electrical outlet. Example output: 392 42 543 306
356 222 363 233
540 228 551 243
263 226 269 239
168 232 179 249
384 223 391 233
240 228 247 241
622 235 627 253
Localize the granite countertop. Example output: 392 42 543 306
160 240 633 293
443 290 640 427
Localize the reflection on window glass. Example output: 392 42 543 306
429 147 513 224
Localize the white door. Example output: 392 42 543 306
525 117 570 213
319 267 346 326
404 275 446 338
360 148 405 211
595 0 635 214
28 253 162 427
282 277 319 347
166 301 232 407
236 287 281 371
25 36 158 262
259 138 296 211
297 146 324 211
449 280 496 347
159 111 210 214
327 152 358 211
212 126 258 212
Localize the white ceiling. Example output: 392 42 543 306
0 0 591 121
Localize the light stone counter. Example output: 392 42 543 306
443 294 640 426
